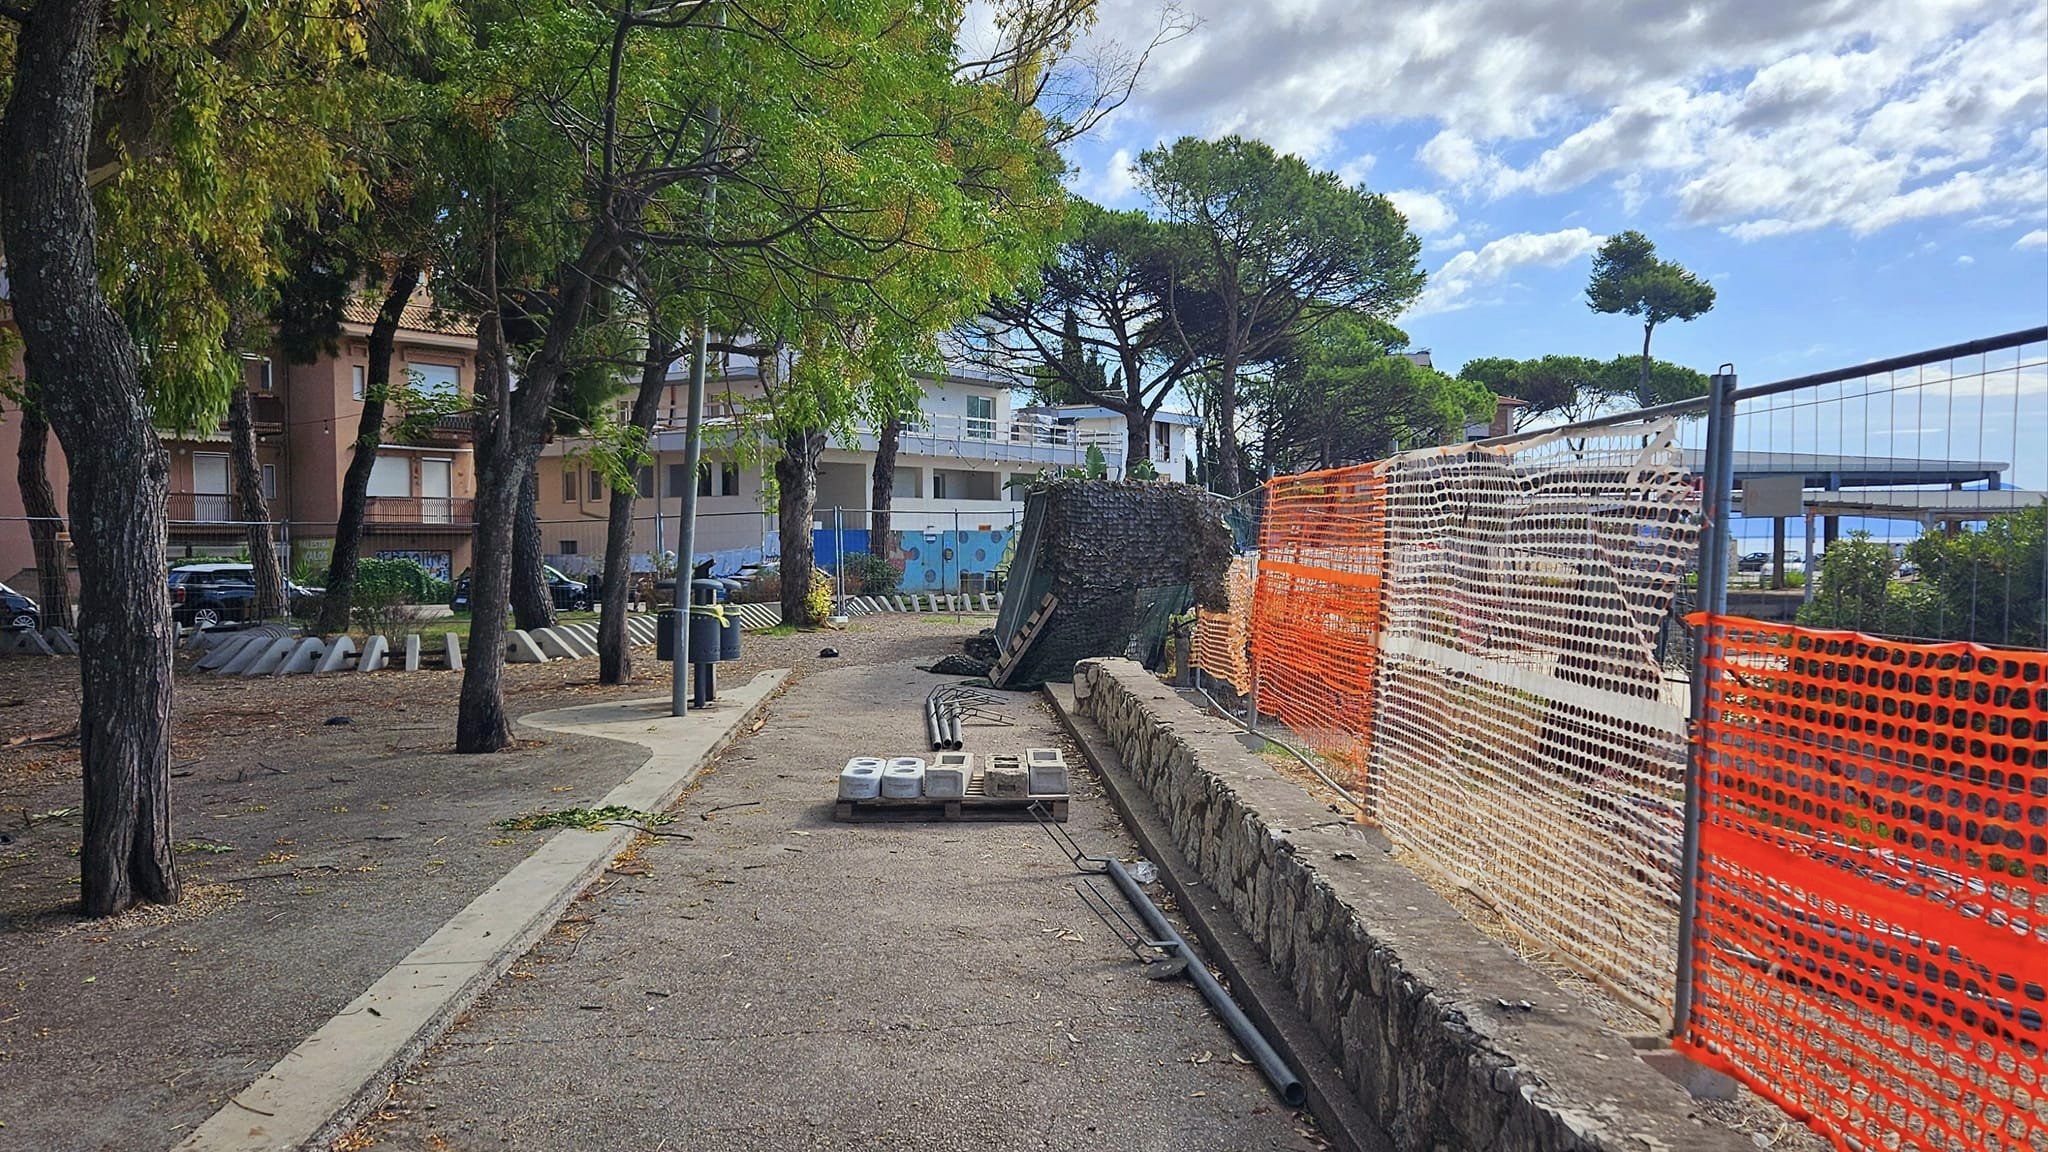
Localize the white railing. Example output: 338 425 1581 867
906 411 1122 450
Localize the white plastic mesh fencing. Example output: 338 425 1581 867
1367 417 1701 1016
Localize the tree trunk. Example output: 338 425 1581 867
457 312 521 752
1125 407 1148 475
226 384 285 619
1 0 180 915
1639 321 1655 397
775 427 825 627
318 264 421 634
598 328 674 684
869 415 900 558
14 384 74 628
1213 350 1244 496
511 465 556 631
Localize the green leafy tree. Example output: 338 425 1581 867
1258 315 1493 471
1799 510 2045 647
1585 231 1716 394
1138 136 1425 495
1456 352 1707 427
1 0 393 914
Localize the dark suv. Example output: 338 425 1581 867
167 564 321 628
450 566 590 612
1 581 39 631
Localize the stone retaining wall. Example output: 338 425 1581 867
1072 658 1746 1152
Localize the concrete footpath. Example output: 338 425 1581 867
355 655 1322 1151
175 671 788 1152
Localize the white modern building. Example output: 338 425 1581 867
537 355 1197 587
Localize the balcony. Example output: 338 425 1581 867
364 496 474 526
878 413 1124 469
167 492 239 523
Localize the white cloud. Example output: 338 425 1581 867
1410 228 1604 316
1082 0 2045 239
2018 229 2048 250
1334 153 1377 187
1074 147 1139 204
1386 189 1458 235
1956 255 1975 265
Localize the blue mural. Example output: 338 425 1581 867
811 527 1014 593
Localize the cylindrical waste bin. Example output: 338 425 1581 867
720 612 742 661
656 607 681 662
687 604 723 663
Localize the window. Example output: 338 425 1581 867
408 362 460 399
352 364 366 401
667 463 687 499
966 394 995 440
261 464 278 501
587 469 603 500
368 455 410 498
721 463 739 495
636 466 653 498
560 540 579 555
932 471 948 499
253 357 274 392
697 463 713 497
1155 421 1172 460
563 465 578 503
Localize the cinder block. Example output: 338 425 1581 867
926 751 972 799
984 754 1028 798
1026 747 1069 796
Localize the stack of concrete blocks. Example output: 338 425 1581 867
983 753 1028 798
926 751 973 799
1025 747 1069 796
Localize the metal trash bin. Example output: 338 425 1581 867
688 604 724 663
656 607 681 662
720 612 742 661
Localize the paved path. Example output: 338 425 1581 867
360 654 1321 1151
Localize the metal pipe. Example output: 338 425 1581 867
1727 326 2046 402
1672 365 1738 1039
1102 858 1305 1108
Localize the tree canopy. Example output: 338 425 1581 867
1457 352 1709 427
1585 230 1716 392
1255 314 1493 472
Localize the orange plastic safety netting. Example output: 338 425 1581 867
1681 616 2047 1151
1192 555 1255 693
1247 464 1386 786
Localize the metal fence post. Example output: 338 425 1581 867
833 506 844 609
1673 365 1737 1038
952 509 961 598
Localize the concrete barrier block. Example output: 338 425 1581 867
979 593 992 612
557 628 598 658
444 633 463 672
404 633 422 673
241 636 298 677
506 630 547 663
46 629 79 655
892 596 908 612
184 625 212 651
314 636 357 674
275 637 326 675
357 635 389 672
198 632 258 671
535 628 582 660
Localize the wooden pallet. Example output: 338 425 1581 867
989 592 1059 688
834 769 1068 823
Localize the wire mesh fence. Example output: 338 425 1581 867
1675 331 2047 1152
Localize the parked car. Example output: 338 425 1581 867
167 563 322 628
0 581 40 631
1736 552 1769 573
449 566 591 613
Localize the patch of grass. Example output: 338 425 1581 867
752 623 802 637
174 838 235 855
497 805 674 833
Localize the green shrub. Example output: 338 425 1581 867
840 551 901 596
354 557 442 606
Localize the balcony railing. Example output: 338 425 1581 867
365 496 474 525
168 492 238 522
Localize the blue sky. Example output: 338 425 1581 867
1012 0 2048 382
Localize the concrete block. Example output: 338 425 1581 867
315 636 358 674
444 633 463 672
993 591 1004 607
198 632 259 671
404 633 422 672
1026 747 1069 796
984 754 1028 798
185 625 212 651
979 593 992 611
357 635 389 672
557 628 598 657
506 630 547 663
926 752 972 799
535 628 582 660
240 636 298 677
45 629 78 655
6 629 55 656
275 637 326 675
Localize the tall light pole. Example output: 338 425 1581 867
672 4 723 717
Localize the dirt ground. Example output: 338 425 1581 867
0 615 978 1152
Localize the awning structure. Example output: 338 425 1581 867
1733 487 2047 526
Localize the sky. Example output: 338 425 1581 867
1003 0 2048 382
